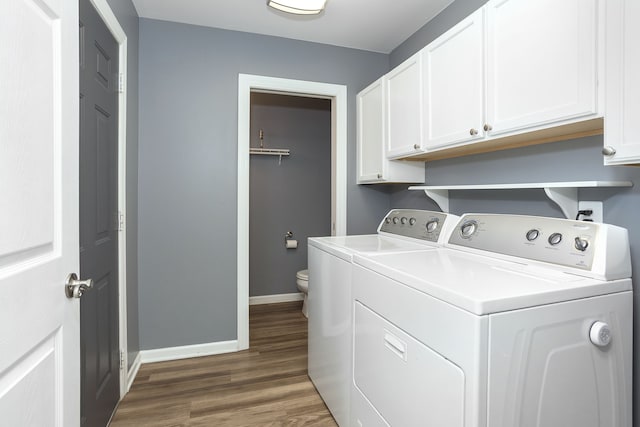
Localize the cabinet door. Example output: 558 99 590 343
423 8 485 149
386 53 424 158
486 0 598 137
603 0 640 165
357 78 385 183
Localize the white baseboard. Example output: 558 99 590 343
249 292 304 305
126 352 142 392
140 340 239 364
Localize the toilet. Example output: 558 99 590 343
296 269 309 318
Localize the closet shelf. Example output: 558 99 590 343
249 148 290 156
408 181 633 220
250 147 290 164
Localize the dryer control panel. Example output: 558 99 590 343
447 214 631 281
378 209 458 244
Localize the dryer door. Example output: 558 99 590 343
353 301 465 427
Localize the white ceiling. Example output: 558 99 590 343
131 0 455 54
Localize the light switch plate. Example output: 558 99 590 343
577 201 603 223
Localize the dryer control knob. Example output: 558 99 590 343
590 321 612 347
548 232 563 246
460 220 477 238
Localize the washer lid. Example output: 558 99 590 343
309 234 437 262
353 249 632 316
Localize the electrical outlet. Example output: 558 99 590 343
577 201 603 223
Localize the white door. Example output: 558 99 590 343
486 0 598 137
603 0 640 165
357 77 385 183
386 52 424 158
0 0 80 426
423 7 485 149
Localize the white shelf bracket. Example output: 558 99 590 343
544 187 578 220
423 189 450 213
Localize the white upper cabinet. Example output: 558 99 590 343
485 0 599 137
357 77 425 184
357 78 385 182
423 8 485 149
386 53 425 159
603 0 640 165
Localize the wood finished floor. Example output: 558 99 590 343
109 301 337 427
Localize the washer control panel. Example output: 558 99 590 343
379 209 455 243
449 214 601 271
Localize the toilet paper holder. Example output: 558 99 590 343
284 231 298 249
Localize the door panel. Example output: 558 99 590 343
423 8 485 149
486 0 598 136
0 0 79 425
79 0 120 425
357 78 385 182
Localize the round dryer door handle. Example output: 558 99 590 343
589 321 611 347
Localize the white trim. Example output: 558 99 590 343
140 340 239 364
249 293 304 305
237 74 348 351
125 352 141 392
88 0 129 399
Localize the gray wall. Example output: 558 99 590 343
249 93 331 297
137 18 389 350
390 0 640 421
105 0 139 369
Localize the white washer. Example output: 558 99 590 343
351 214 633 427
307 209 460 427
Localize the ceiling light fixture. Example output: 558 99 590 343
267 0 327 15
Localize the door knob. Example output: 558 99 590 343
65 273 93 299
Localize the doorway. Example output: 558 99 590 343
237 74 348 349
249 93 332 301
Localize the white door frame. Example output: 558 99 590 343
87 0 133 397
237 74 347 350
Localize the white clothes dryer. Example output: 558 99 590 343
307 209 460 427
350 213 632 427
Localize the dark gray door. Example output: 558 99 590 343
79 0 120 425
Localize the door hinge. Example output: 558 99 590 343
118 211 125 231
118 73 124 94
120 350 125 370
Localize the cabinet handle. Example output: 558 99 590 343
413 144 420 150
470 128 478 136
377 173 382 179
483 123 493 132
602 146 617 156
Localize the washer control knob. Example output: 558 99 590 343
574 237 589 252
400 217 408 225
548 232 562 246
526 229 540 241
590 321 611 347
392 217 399 224
385 217 391 224
460 220 477 238
409 217 417 226
426 219 439 233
